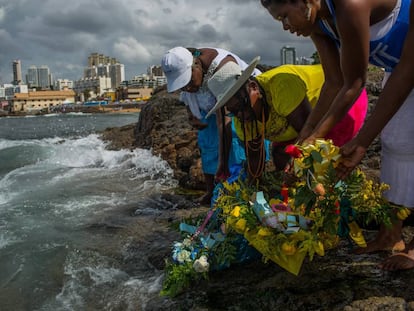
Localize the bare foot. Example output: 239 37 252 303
379 252 414 271
353 221 404 254
353 238 405 254
379 239 414 271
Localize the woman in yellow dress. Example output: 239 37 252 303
206 57 368 179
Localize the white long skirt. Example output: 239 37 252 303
380 73 414 207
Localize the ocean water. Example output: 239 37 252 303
0 113 177 310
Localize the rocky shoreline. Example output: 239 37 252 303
99 68 414 310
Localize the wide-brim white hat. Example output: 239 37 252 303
206 56 260 118
161 47 193 92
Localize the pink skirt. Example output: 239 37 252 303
325 88 368 147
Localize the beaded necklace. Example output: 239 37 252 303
243 97 266 179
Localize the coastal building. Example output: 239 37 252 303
12 60 22 85
26 66 39 88
83 53 125 90
115 86 152 102
126 72 166 89
280 46 297 65
88 53 118 67
38 66 52 89
2 84 28 101
73 76 112 100
11 89 76 113
148 65 164 77
26 65 53 89
109 63 125 90
54 79 74 90
0 86 5 99
297 57 314 65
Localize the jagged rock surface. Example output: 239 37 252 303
134 92 205 190
101 68 414 310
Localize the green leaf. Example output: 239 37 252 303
311 150 323 163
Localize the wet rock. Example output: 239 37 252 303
133 193 199 217
101 123 137 151
134 92 205 191
101 68 414 310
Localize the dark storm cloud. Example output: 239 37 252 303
0 0 315 84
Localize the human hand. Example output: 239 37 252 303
336 140 367 179
282 169 299 186
297 127 313 145
215 164 230 182
189 115 208 130
302 134 317 146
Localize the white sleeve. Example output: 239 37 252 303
180 92 203 119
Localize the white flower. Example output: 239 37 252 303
182 237 192 248
176 250 191 264
193 255 210 273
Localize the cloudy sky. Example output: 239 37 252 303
0 0 316 84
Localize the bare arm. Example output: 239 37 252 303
287 96 312 134
299 31 342 141
214 54 239 179
307 0 370 140
337 2 414 178
216 108 233 179
355 8 414 148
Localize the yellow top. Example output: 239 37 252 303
233 64 324 142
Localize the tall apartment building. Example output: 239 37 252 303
26 66 39 87
12 60 22 85
83 53 125 90
109 63 125 90
280 46 297 65
26 65 52 89
148 65 163 77
55 79 74 90
97 64 109 77
88 53 118 67
38 66 51 89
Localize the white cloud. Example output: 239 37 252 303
113 37 152 64
0 7 5 23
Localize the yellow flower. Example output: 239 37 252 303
281 242 297 255
313 160 330 177
231 206 241 217
257 227 272 236
234 218 247 233
315 241 325 256
397 207 411 220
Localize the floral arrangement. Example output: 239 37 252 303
161 139 411 297
160 211 242 297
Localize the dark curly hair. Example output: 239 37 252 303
261 0 295 8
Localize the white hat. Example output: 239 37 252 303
161 47 193 92
206 56 260 118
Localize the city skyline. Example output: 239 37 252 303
8 45 307 89
0 0 316 84
9 54 142 88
